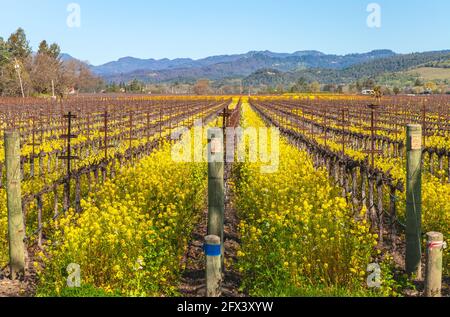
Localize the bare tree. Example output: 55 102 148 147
193 79 211 95
31 41 62 94
62 59 103 94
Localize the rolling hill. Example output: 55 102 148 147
89 49 397 83
62 49 450 86
242 50 450 87
405 67 450 81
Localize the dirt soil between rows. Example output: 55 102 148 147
0 246 38 297
179 163 245 297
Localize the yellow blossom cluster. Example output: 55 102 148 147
234 102 379 296
36 141 207 296
0 98 223 269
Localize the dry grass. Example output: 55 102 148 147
406 67 450 81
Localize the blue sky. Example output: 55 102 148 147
0 0 449 65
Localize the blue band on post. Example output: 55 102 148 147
204 244 221 256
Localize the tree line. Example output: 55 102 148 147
0 28 103 97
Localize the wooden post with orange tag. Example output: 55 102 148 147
406 124 423 279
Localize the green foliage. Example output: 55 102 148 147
35 142 207 297
7 27 32 60
0 28 102 96
37 40 61 59
344 51 450 80
242 51 450 92
128 79 144 92
236 104 380 297
424 59 450 68
243 69 289 87
377 255 416 297
105 79 146 93
0 37 10 66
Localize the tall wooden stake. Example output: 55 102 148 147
5 131 26 279
406 124 423 279
424 232 445 297
207 129 224 262
205 235 222 297
59 112 79 212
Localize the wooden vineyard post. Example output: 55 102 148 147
37 194 43 248
28 116 40 178
205 235 222 297
4 131 26 279
364 104 383 169
448 153 450 184
406 124 423 279
389 184 398 250
99 111 114 160
337 108 350 157
376 173 384 244
424 232 445 297
146 111 151 144
0 162 3 188
159 106 163 140
59 112 79 212
207 129 224 262
125 110 136 152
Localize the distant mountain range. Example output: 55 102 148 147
243 50 450 86
61 49 450 85
60 53 80 63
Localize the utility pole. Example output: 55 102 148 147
51 80 56 100
14 59 25 98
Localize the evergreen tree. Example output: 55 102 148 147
7 28 32 60
38 40 49 55
48 43 61 59
0 37 10 67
